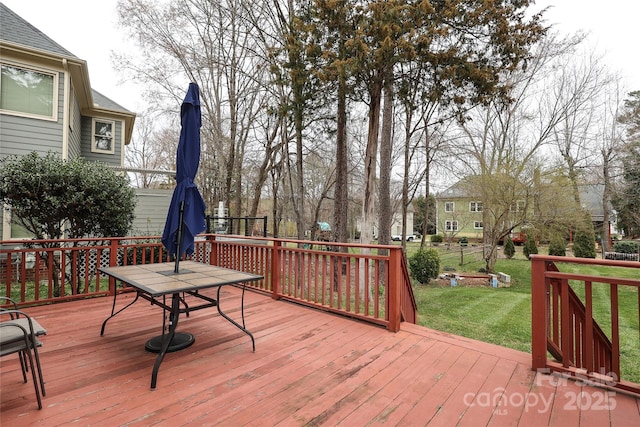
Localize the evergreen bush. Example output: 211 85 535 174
408 249 440 284
548 236 566 256
430 234 443 243
503 236 515 259
613 241 639 254
523 232 538 259
573 227 597 258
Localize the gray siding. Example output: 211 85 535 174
79 116 123 166
0 72 65 158
131 189 173 236
67 95 82 159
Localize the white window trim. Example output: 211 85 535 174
91 118 116 154
445 202 454 213
0 61 59 121
474 221 483 229
2 205 11 240
445 220 459 232
470 201 483 212
2 205 34 240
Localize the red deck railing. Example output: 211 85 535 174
531 255 640 395
0 234 417 331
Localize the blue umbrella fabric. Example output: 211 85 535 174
161 83 207 267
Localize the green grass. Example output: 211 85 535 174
409 244 640 383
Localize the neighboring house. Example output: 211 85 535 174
356 204 416 241
435 179 612 242
435 181 486 241
578 183 616 240
389 203 415 239
0 3 136 240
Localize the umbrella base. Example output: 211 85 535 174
145 332 195 353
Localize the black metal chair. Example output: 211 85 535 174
0 297 47 409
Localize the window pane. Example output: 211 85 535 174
93 120 114 152
1 65 54 117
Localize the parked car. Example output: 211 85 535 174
392 234 417 242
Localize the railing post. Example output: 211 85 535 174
207 234 218 265
108 239 119 296
271 240 281 300
263 216 267 237
531 255 547 371
388 247 402 332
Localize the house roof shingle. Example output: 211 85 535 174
0 2 76 58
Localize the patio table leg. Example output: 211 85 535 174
216 284 255 351
100 289 140 336
150 293 180 390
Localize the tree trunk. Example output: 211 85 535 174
293 109 305 239
334 72 348 246
360 72 383 245
601 148 613 252
378 71 394 249
402 106 412 250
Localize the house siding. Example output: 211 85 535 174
131 189 173 236
435 197 484 240
67 95 82 159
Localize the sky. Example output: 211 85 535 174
3 0 639 115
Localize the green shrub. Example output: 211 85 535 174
613 241 639 254
548 236 566 256
459 236 468 246
503 237 515 259
430 234 443 243
573 227 596 258
523 232 538 259
409 249 440 284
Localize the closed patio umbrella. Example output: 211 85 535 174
161 82 207 273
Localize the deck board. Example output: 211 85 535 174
1 288 638 426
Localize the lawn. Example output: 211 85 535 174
407 242 640 383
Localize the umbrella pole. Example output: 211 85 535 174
174 200 185 273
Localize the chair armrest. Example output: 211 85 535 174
0 296 19 312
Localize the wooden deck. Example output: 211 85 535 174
2 287 639 426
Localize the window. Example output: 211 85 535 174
91 119 115 154
445 202 454 212
2 206 32 239
474 221 483 229
445 220 459 232
0 63 57 120
470 201 483 212
510 200 525 212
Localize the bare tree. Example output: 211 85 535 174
549 48 611 204
452 34 585 271
116 0 273 216
125 112 178 188
596 79 627 250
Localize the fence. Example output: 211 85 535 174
1 234 416 331
531 255 640 395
